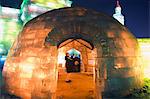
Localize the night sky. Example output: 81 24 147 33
0 0 149 38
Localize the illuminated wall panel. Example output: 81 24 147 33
0 18 22 50
0 7 22 52
1 7 19 19
138 38 150 78
20 0 72 24
31 0 72 8
0 0 72 51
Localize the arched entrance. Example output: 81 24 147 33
3 7 143 99
56 38 97 98
57 38 95 72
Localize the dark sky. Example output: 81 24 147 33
0 0 149 38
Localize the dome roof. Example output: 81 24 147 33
22 7 136 49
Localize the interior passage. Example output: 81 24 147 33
56 70 95 99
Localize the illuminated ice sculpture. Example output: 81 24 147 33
0 7 22 51
20 0 72 24
3 7 143 98
113 0 124 25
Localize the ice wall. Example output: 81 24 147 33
2 7 143 98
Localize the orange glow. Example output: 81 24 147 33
38 72 46 79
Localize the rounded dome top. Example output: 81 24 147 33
22 7 135 48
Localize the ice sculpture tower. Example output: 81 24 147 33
20 0 72 24
113 0 124 25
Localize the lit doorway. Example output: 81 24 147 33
56 39 97 98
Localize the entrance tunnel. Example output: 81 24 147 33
2 7 143 99
56 39 96 98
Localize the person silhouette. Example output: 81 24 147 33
65 53 72 82
73 54 81 72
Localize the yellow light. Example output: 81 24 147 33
144 66 150 78
20 63 34 78
138 38 150 78
38 72 46 79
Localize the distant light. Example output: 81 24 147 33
0 56 6 61
0 48 3 53
67 48 80 55
114 63 122 69
2 7 19 19
0 19 4 40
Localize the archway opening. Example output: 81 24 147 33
56 39 97 98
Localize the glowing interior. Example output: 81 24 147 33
57 39 96 72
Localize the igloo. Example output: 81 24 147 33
2 7 143 99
